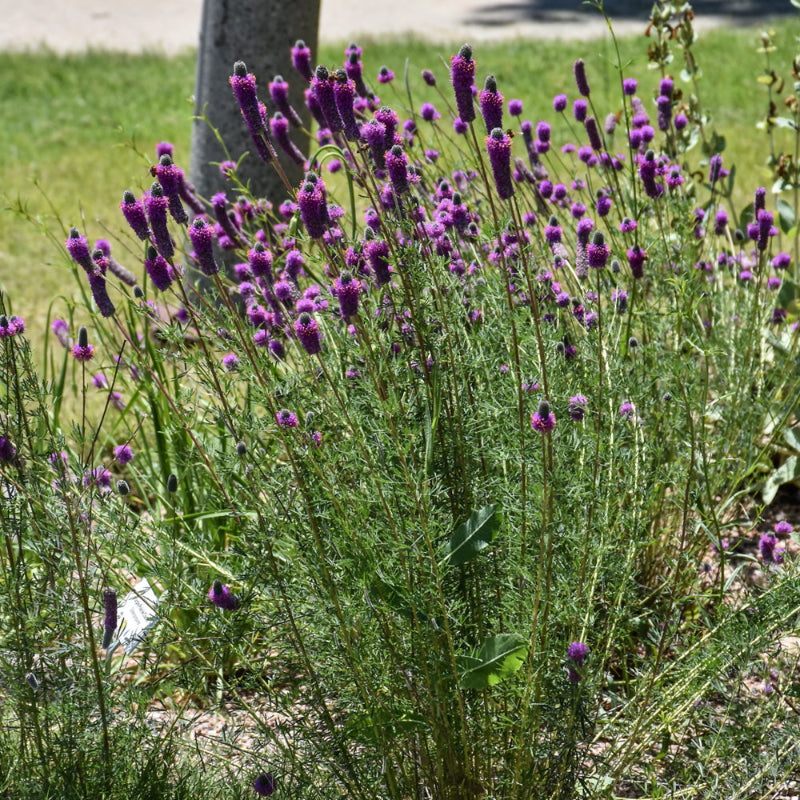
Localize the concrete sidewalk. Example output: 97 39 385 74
0 0 793 54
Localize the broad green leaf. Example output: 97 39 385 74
772 116 799 131
460 633 528 690
762 456 800 505
442 504 501 567
785 427 800 453
777 198 796 234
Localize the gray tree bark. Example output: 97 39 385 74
189 0 320 206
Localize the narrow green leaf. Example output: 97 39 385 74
460 633 528 690
442 504 501 567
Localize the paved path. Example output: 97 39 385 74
0 0 794 53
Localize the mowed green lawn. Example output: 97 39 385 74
1 15 798 358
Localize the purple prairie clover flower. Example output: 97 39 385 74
145 183 174 259
274 279 294 305
553 93 567 112
188 217 220 276
622 77 637 95
101 588 117 649
254 773 275 796
453 116 468 135
768 276 782 290
638 150 661 199
88 273 116 318
386 145 410 195
52 318 70 348
627 245 647 279
544 216 562 245
211 192 246 248
757 209 774 251
291 40 313 82
508 98 523 116
708 154 723 185
759 533 785 565
374 105 399 150
285 249 305 282
566 640 588 683
0 314 24 338
755 186 767 213
420 102 440 122
486 128 514 200
268 75 303 127
294 312 322 355
144 246 175 292
270 112 307 164
451 44 476 124
154 154 188 224
585 116 603 151
714 208 728 235
304 86 327 128
739 269 754 284
297 179 328 239
248 242 273 282
596 191 612 217
553 183 567 201
604 113 618 135
120 191 150 240
772 252 792 270
569 395 588 421
619 401 636 420
377 65 394 84
536 120 551 142
311 65 343 133
361 118 387 170
0 436 16 462
209 580 239 610
156 141 173 158
674 113 688 130
422 68 436 86
571 202 586 219
531 400 556 434
345 51 370 98
772 308 788 324
276 409 299 429
775 521 793 535
66 228 96 275
268 339 285 360
573 58 590 96
364 234 392 286
331 70 360 140
84 467 112 490
479 75 504 134
666 167 684 189
333 272 361 318
587 231 610 269
113 444 134 465
95 239 137 286
230 62 273 163
222 353 239 371
573 99 587 123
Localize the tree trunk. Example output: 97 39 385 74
189 0 319 206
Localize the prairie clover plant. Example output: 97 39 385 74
3 4 800 798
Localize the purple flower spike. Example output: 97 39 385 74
0 315 25 338
450 44 476 124
568 395 588 421
144 246 175 292
269 75 303 127
297 179 329 239
553 93 567 112
101 588 117 648
254 773 275 796
374 106 399 150
276 409 299 429
120 192 150 241
145 183 174 259
71 326 95 362
209 579 239 610
573 99 587 123
212 192 245 248
334 271 361 318
486 128 514 201
421 102 440 122
585 117 603 151
623 77 637 95
531 400 556 434
0 436 16 462
332 69 361 140
66 228 96 275
759 533 784 565
509 98 523 116
248 242 273 283
361 118 387 170
311 65 343 133
587 231 610 269
566 640 588 683
364 234 392 286
422 68 436 86
294 312 322 355
188 216 220 277
88 272 116 318
573 58 590 96
627 245 647 279
114 444 134 465
270 112 307 165
154 154 188 224
291 40 313 83
479 75 503 134
230 61 273 163
385 145 410 196
377 65 395 84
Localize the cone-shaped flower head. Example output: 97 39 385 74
573 58 590 96
385 144 410 196
361 118 387 170
270 112 306 165
531 400 557 434
269 74 303 126
479 74 503 134
333 68 360 140
144 245 175 291
297 178 328 239
88 271 116 318
254 773 275 796
102 588 117 648
66 227 96 275
188 216 220 276
120 192 150 241
294 311 322 354
209 579 239 610
229 61 273 163
291 40 313 82
154 154 188 223
248 242 273 283
71 326 95 362
145 183 174 259
587 231 610 269
311 65 343 133
627 245 647 279
486 128 514 201
334 271 361 318
450 44 476 124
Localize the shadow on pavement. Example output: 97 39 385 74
464 0 796 28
